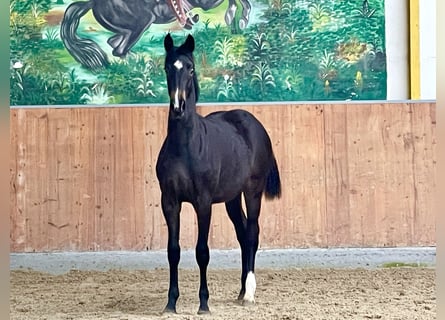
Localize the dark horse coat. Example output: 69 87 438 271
156 33 281 314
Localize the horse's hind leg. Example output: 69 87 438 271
109 29 137 57
109 20 153 58
242 191 262 304
107 34 124 51
225 194 248 300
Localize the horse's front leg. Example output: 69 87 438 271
225 0 251 31
194 201 213 314
224 0 237 29
161 194 181 313
237 0 251 29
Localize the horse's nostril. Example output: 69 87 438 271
170 99 185 116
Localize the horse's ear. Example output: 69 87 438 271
183 34 195 53
164 33 174 52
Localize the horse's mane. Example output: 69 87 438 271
193 70 200 102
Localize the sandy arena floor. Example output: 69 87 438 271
10 267 435 320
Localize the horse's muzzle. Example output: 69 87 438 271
170 88 186 117
170 99 185 117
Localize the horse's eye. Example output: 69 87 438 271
190 68 194 75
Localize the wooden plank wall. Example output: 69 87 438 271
10 102 436 252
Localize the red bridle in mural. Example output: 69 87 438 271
167 0 199 29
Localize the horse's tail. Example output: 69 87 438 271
264 156 281 199
60 1 109 70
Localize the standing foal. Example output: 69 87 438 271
156 33 281 314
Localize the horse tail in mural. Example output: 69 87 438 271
60 1 109 70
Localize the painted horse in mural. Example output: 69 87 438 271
60 0 251 70
156 33 281 314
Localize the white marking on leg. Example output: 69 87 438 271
174 60 183 70
243 271 256 303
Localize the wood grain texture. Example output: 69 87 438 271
10 102 436 252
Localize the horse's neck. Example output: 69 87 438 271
167 109 202 151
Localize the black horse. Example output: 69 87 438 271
60 0 251 70
156 33 281 314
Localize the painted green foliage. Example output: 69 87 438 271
10 0 386 106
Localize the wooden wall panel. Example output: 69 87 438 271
410 104 436 244
324 104 350 246
10 102 436 252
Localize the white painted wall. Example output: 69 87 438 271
385 0 410 100
419 0 436 99
385 0 436 100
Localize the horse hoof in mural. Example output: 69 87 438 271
156 33 281 314
60 0 252 70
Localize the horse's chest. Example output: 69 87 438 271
156 161 190 198
160 157 220 190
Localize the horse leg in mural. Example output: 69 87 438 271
236 0 252 29
224 0 251 30
91 2 157 58
60 0 252 70
186 0 251 31
60 0 173 70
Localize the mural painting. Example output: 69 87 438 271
10 0 386 106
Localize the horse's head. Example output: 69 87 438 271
164 33 199 119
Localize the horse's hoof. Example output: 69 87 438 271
242 299 255 306
111 48 127 58
237 290 246 301
197 308 211 315
239 19 247 29
162 307 177 314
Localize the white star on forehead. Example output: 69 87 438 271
174 60 183 70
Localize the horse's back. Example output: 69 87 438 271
92 0 175 29
206 109 275 174
206 109 268 137
206 109 272 152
